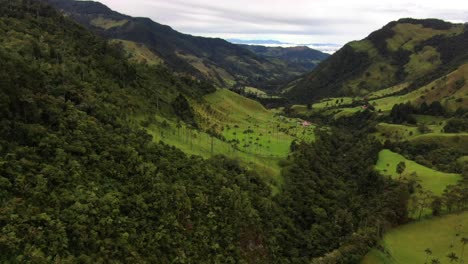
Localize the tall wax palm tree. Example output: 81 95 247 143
447 252 459 262
461 237 468 264
424 248 433 264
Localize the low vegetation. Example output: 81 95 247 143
1 1 467 263
362 212 468 264
376 150 460 195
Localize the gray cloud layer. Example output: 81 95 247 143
97 0 468 47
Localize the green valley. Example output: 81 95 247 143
0 0 467 263
141 88 316 188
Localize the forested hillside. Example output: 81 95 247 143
0 1 411 262
285 18 468 103
240 45 329 76
42 0 327 91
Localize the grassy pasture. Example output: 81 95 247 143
362 211 468 264
370 63 468 112
376 149 461 195
244 86 271 98
374 120 446 142
111 39 163 65
404 46 441 80
90 16 128 29
368 83 408 99
375 123 421 141
387 23 463 52
141 89 317 190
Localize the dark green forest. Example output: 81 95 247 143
0 1 410 262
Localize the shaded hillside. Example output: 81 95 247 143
285 19 468 104
43 0 327 90
0 1 411 262
240 45 329 75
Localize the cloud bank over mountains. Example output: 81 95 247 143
97 0 468 53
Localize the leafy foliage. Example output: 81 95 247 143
272 130 409 263
444 118 468 133
0 1 410 263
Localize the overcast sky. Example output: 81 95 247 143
96 0 468 50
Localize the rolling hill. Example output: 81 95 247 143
42 0 328 91
284 18 468 103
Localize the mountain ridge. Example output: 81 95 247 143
284 18 468 104
43 0 329 91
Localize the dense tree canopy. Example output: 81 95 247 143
0 1 410 263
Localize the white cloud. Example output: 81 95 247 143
96 0 468 47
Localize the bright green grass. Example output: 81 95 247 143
204 89 315 156
332 107 362 118
362 212 468 264
374 120 447 142
369 63 468 112
368 84 408 99
362 249 393 264
144 116 286 191
387 23 463 52
111 39 163 65
142 89 317 191
376 149 461 195
245 86 267 96
375 123 421 141
291 97 362 118
90 16 128 29
291 105 313 115
405 46 441 80
312 97 356 109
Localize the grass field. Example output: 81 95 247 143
368 84 408 99
376 149 461 195
375 123 421 141
141 89 317 191
387 23 463 52
374 120 447 142
244 86 282 98
111 39 163 65
362 211 468 264
370 63 468 112
90 15 128 29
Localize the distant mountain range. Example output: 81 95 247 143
43 0 329 91
240 45 329 77
227 39 290 45
227 39 342 54
284 18 468 103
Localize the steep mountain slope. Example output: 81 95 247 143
284 19 468 103
240 45 329 76
43 0 327 91
0 1 413 262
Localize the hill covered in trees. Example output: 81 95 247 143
0 0 413 262
239 45 329 77
284 18 468 103
42 0 328 91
